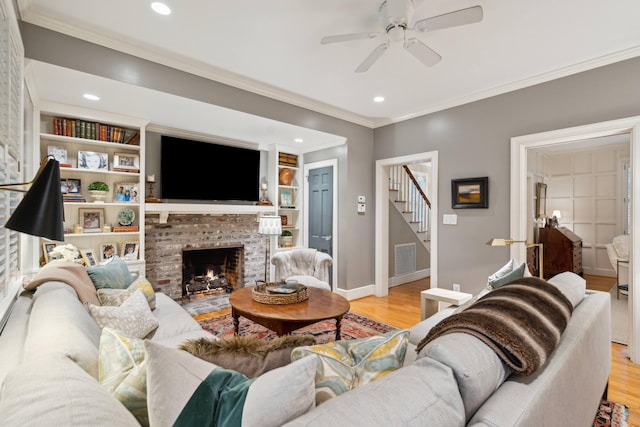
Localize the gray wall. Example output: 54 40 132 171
375 57 640 295
19 21 640 295
19 22 375 291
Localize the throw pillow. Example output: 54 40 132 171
487 258 515 283
98 327 148 426
97 277 156 310
144 340 316 427
89 289 159 338
290 329 410 404
180 334 316 378
488 262 526 289
86 255 134 290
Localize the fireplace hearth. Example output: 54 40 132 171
182 246 244 297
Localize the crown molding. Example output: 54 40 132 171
20 14 375 129
372 45 640 128
19 10 640 130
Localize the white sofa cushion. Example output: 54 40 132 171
0 355 139 427
547 271 586 308
147 293 205 341
283 357 466 427
417 333 512 420
24 283 101 379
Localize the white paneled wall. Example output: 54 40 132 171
544 143 629 276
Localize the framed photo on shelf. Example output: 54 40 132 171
280 189 294 208
451 177 489 209
81 249 98 267
47 145 67 164
114 182 140 203
42 242 57 263
78 151 108 171
113 153 140 172
79 208 105 233
61 178 81 194
100 243 117 262
121 241 139 261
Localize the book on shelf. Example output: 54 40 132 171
112 225 139 233
63 194 86 202
278 152 298 167
113 167 140 173
52 117 140 146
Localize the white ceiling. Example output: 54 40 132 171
17 0 640 150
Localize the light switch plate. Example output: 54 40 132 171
358 195 366 203
357 203 366 213
443 214 458 225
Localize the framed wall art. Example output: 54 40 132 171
451 177 488 209
113 153 140 172
121 241 139 260
78 151 108 171
100 243 117 262
81 249 98 266
114 182 140 203
79 208 105 232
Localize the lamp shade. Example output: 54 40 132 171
4 158 64 241
552 210 562 219
258 215 282 236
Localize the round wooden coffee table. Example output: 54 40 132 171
229 286 350 340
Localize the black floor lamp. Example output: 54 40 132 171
2 157 64 241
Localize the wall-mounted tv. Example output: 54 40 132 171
161 135 260 203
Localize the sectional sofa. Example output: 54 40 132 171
0 264 610 426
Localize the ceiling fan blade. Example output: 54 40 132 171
355 43 388 73
321 32 379 45
413 6 483 32
404 38 441 67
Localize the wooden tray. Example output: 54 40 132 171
252 283 308 305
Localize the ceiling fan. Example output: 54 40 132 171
320 0 483 72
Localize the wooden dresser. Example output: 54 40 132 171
538 226 583 279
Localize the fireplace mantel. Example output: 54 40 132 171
145 203 276 223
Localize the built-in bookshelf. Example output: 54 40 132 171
276 151 302 250
38 102 148 274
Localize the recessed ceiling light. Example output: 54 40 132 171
373 96 385 103
83 93 100 101
151 2 171 15
294 138 304 143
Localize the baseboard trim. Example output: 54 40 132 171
389 268 430 288
334 284 375 301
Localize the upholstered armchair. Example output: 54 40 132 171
606 234 630 299
271 248 333 291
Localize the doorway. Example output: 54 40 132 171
511 116 640 363
375 151 439 297
304 159 338 289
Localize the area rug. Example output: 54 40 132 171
197 311 397 343
593 400 629 427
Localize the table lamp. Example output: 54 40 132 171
486 238 544 279
2 157 64 241
258 215 282 282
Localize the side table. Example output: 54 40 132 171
420 288 473 320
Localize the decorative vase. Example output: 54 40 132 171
89 190 108 203
281 235 293 247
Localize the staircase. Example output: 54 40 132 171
389 164 431 252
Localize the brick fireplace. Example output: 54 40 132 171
145 213 266 299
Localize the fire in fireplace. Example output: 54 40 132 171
182 246 244 297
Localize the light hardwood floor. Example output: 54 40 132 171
349 275 640 427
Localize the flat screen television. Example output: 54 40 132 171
161 136 260 203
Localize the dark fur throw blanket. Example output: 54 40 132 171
416 277 573 375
